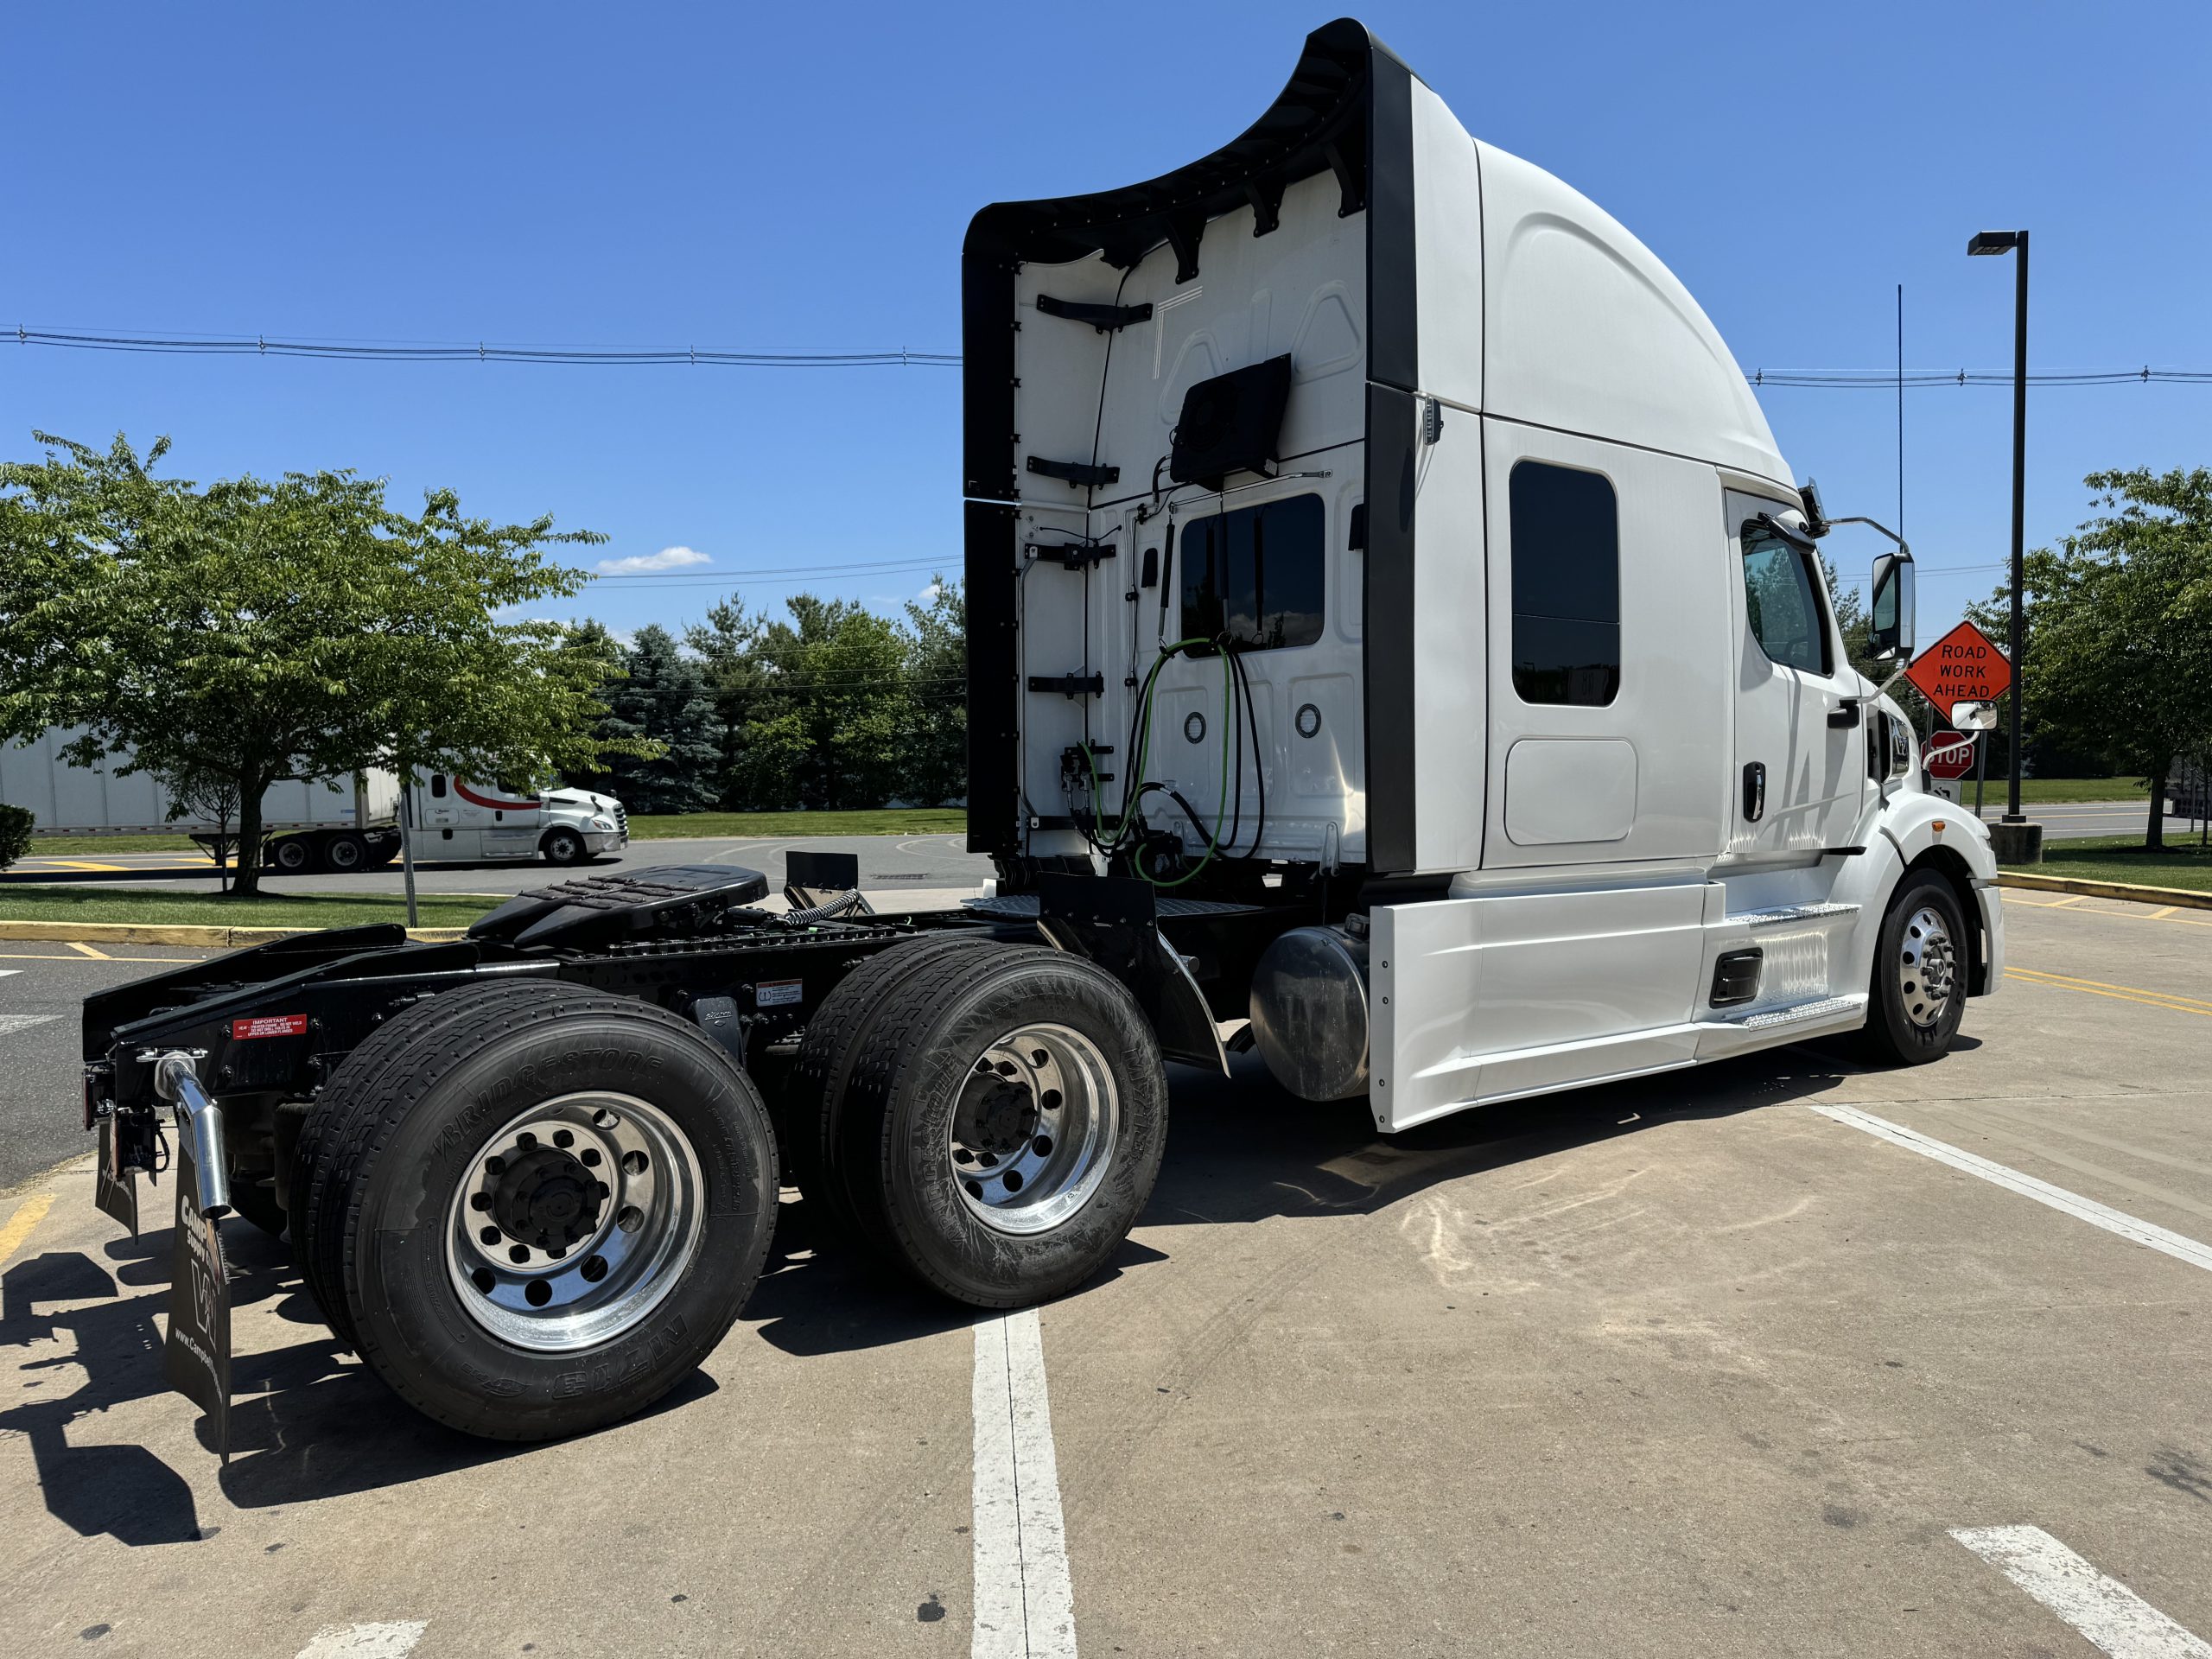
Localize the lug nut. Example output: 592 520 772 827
553 1128 574 1149
1033 1135 1054 1156
480 1226 500 1246
580 1147 601 1167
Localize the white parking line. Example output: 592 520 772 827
1952 1526 2212 1657
292 1621 428 1659
0 1014 60 1035
1810 1104 2212 1273
971 1307 1077 1659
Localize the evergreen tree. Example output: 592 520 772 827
595 625 722 814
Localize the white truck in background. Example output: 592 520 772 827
1 728 628 871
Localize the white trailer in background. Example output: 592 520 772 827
1 728 628 870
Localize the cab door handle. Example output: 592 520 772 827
1741 761 1766 822
1827 698 1861 728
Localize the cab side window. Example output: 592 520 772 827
430 774 448 798
1738 524 1833 676
1509 461 1620 706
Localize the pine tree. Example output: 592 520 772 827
599 625 722 814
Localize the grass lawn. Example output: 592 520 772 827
2002 835 2212 893
2004 776 2157 805
0 885 501 929
25 833 210 855
625 807 966 839
22 807 967 855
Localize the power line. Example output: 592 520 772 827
11 325 2212 385
10 326 956 368
1751 365 2212 388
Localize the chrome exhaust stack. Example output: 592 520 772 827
152 1051 232 1220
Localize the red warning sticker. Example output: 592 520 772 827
231 1014 308 1039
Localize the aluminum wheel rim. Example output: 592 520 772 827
444 1090 705 1352
948 1022 1119 1236
1897 904 1958 1029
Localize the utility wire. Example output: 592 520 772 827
10 326 956 367
10 325 2212 385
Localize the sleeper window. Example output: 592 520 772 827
1738 524 1833 676
1509 461 1620 706
1179 493 1325 652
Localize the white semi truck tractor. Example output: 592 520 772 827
81 18 1999 1449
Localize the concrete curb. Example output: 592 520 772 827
0 919 470 947
1997 872 2212 911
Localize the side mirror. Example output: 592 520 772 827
1868 550 1916 661
1951 700 1999 732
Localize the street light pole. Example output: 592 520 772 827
1968 228 2037 857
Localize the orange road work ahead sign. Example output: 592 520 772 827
1903 620 2012 718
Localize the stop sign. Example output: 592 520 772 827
1926 730 1978 780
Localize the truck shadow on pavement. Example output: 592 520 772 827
3 1040 1893 1541
0 1209 715 1538
748 1042 1888 1360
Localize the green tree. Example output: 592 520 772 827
683 597 771 806
0 430 633 900
586 625 722 814
901 576 967 806
1973 467 2212 849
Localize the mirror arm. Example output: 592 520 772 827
1824 515 1910 559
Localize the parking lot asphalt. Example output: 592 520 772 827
5 832 993 897
2 890 2209 1656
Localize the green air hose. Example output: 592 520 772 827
1078 635 1238 890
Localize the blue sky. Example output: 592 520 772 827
5 2 2208 643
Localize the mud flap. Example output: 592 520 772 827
1034 873 1227 1071
95 1116 138 1234
162 1119 231 1462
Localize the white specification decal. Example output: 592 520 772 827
753 979 804 1008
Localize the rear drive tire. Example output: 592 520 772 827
323 830 369 872
270 836 317 874
1859 870 1968 1065
782 932 1027 1233
542 827 586 867
838 944 1168 1307
298 986 777 1439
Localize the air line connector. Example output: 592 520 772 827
151 1051 232 1219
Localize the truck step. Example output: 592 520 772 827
1722 993 1866 1030
1731 902 1861 929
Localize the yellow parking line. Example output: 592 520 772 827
2009 964 2212 1011
2008 966 2212 1018
2002 893 2212 928
0 950 203 963
0 1193 56 1270
65 941 112 960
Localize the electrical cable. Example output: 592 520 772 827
14 328 2212 387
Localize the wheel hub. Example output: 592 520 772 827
445 1092 705 1353
962 1076 1039 1158
487 1144 605 1255
1898 905 1958 1028
945 1023 1120 1236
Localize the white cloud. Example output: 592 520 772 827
918 581 943 601
597 545 710 575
